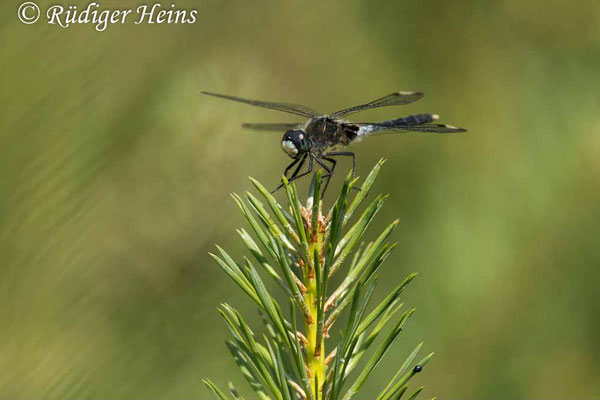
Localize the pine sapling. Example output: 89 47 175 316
205 159 433 400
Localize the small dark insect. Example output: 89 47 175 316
413 365 423 373
203 91 466 196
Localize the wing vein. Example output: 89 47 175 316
330 92 424 118
203 92 319 118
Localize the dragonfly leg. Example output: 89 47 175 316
322 151 361 191
315 156 335 198
323 151 355 179
287 155 314 183
283 156 303 178
272 154 306 193
272 155 314 193
288 155 312 182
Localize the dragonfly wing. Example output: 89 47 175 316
203 91 320 118
241 122 303 131
330 92 424 118
381 113 440 125
357 121 467 136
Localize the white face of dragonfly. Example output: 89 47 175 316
281 139 298 158
281 129 310 159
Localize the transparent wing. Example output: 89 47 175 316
330 92 424 118
358 121 467 135
390 124 467 133
241 122 302 131
203 91 320 118
377 114 440 125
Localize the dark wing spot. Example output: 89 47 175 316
343 124 360 141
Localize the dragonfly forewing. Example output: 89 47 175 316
330 91 424 118
202 91 321 118
241 122 303 131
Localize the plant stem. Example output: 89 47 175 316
305 208 325 399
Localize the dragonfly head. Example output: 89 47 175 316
281 129 311 159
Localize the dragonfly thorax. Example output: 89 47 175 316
281 129 311 159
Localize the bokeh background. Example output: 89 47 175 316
2 0 600 399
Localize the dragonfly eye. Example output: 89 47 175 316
282 130 310 158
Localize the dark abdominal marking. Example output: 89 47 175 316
343 124 359 141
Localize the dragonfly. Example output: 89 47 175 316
203 91 467 195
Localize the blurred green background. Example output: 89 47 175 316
2 0 600 398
